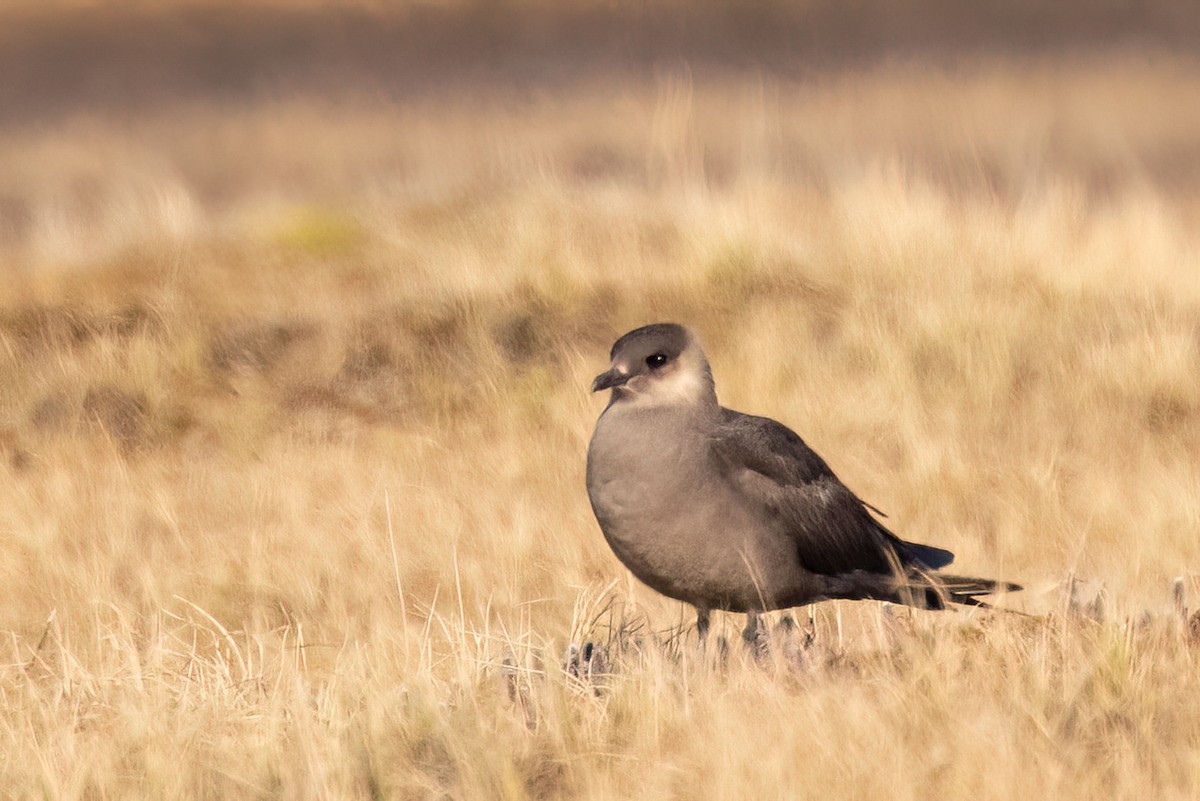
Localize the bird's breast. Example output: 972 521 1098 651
586 407 701 533
585 405 768 606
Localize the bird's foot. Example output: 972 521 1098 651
740 614 821 669
564 641 610 687
771 615 817 668
742 612 769 661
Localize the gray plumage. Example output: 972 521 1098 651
585 323 1019 636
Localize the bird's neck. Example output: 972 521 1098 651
606 385 720 420
654 358 717 408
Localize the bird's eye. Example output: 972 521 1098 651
646 353 669 369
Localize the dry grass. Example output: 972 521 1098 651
3 6 1200 797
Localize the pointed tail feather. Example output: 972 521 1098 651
935 574 1023 597
929 573 1022 609
829 570 1022 610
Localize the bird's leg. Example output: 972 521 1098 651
742 611 766 658
696 607 711 646
695 608 729 668
742 611 758 641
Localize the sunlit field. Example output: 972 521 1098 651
3 3 1200 798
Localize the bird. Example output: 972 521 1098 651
585 322 1020 643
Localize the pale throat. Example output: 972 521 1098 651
627 362 717 409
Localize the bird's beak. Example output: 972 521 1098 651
591 367 629 392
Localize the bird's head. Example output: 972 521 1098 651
591 323 717 409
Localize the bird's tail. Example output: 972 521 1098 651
917 573 1023 609
832 570 1022 610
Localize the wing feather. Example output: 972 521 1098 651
709 408 953 577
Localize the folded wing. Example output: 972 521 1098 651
708 408 954 579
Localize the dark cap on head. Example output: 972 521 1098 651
609 323 690 361
592 323 710 395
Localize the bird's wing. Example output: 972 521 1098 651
708 408 952 577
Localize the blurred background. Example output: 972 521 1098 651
2 0 1200 633
3 3 1200 797
4 0 1200 657
3 0 1199 267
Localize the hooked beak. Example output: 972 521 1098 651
591 367 629 392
